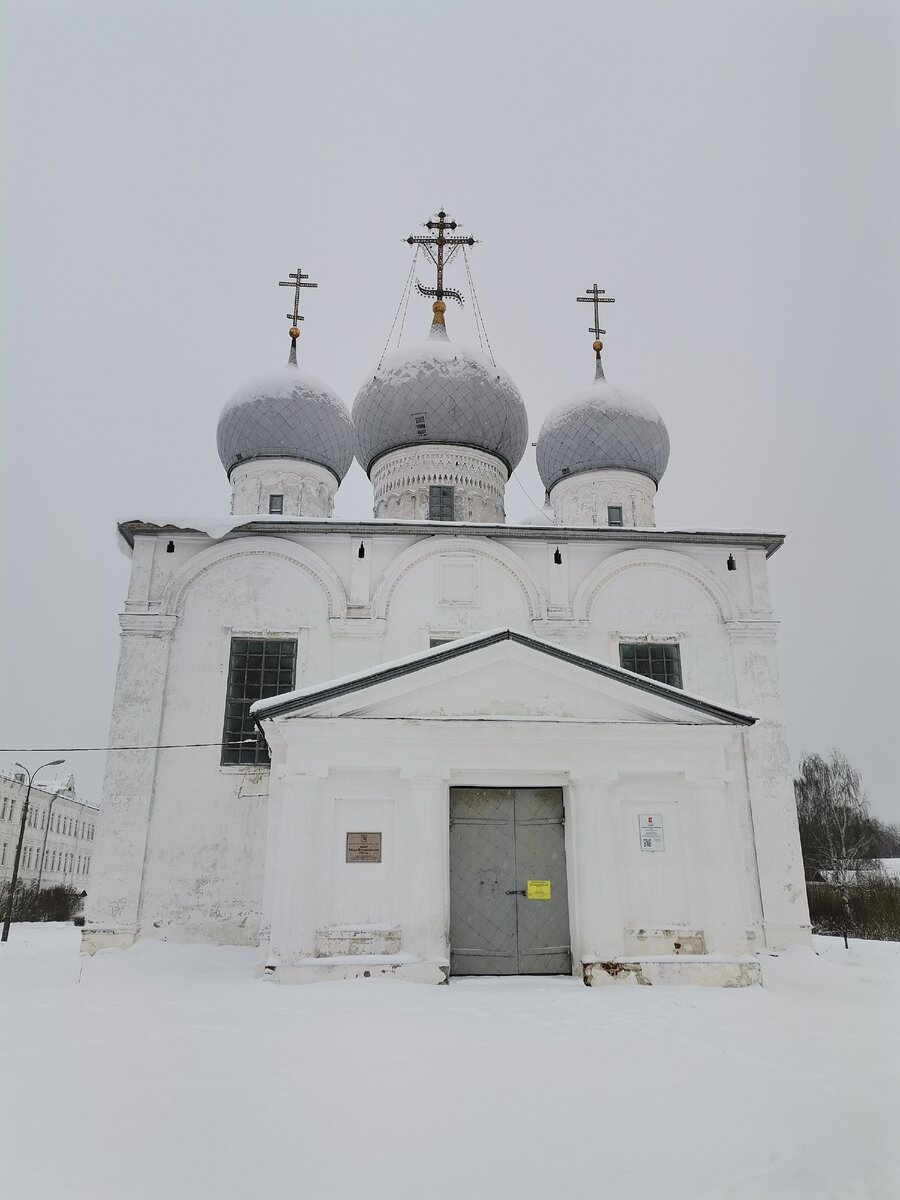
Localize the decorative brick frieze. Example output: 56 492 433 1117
370 445 508 523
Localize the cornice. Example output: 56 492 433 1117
119 519 785 557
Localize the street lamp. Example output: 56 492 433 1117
2 759 65 943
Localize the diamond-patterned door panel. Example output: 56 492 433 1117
513 789 572 975
449 788 518 976
449 787 572 977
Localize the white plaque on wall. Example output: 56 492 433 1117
639 814 665 852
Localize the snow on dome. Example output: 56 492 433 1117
217 365 354 482
352 328 529 475
536 377 670 491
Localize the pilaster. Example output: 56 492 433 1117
686 775 748 954
730 626 811 948
399 770 451 962
83 614 176 949
267 769 329 963
568 772 622 961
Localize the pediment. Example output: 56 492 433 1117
254 630 753 727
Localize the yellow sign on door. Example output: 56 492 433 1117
527 879 551 900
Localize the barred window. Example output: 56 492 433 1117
221 637 297 765
619 642 683 689
429 485 455 521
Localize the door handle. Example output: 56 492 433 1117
505 889 526 896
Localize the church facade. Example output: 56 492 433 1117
83 217 811 984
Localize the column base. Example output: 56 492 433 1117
583 955 761 988
258 955 449 985
763 924 813 951
81 927 137 954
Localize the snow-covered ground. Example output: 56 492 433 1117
1 926 898 1200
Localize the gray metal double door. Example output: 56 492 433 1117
449 787 572 976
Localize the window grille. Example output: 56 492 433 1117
619 642 683 689
221 637 297 765
429 485 455 521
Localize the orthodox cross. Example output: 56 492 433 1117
577 282 616 343
407 209 475 308
279 267 318 363
279 267 317 332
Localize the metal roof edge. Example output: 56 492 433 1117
253 628 756 727
117 518 784 556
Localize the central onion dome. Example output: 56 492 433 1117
352 319 528 476
354 209 527 522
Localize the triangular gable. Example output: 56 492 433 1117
252 629 755 727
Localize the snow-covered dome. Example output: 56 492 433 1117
352 323 529 475
536 375 670 491
217 364 354 482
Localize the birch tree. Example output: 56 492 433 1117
794 751 873 941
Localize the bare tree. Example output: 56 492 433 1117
795 751 874 944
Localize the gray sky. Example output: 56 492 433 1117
3 0 898 819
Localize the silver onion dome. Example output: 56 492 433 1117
352 325 529 475
217 365 354 481
536 375 670 491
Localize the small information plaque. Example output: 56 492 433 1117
526 879 552 900
639 814 665 853
346 832 382 863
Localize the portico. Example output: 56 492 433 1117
253 629 763 985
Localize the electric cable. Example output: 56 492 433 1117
377 247 418 369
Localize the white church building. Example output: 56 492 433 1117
84 213 811 985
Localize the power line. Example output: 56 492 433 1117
510 469 554 523
0 741 259 754
462 246 495 365
377 247 418 368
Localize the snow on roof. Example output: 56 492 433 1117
251 627 757 725
36 776 74 794
0 770 76 795
116 515 784 554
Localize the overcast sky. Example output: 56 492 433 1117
2 0 898 820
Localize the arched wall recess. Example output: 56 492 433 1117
371 536 547 624
162 536 348 621
572 548 736 625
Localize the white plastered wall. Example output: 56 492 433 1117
260 714 759 974
85 525 809 953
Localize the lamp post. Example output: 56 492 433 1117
35 790 61 891
2 759 65 942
